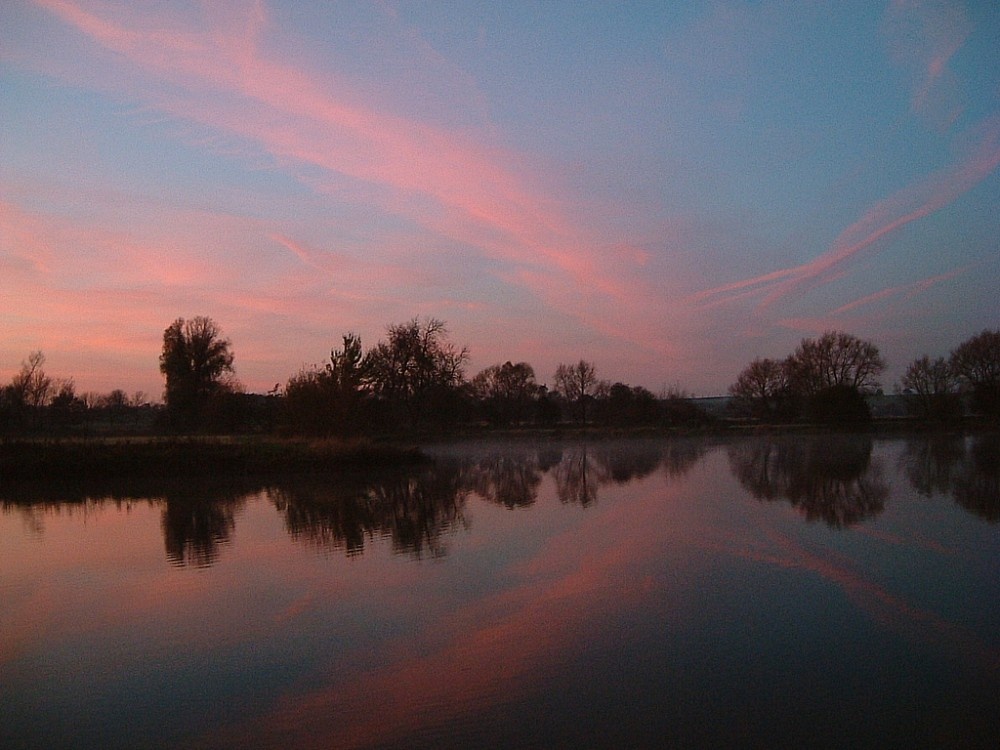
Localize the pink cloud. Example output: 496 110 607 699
828 264 970 316
268 233 327 271
28 0 660 353
883 0 971 128
197 476 685 749
745 521 1000 672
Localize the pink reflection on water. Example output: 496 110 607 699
707 514 1000 675
202 472 692 749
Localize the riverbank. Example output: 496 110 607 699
0 436 426 482
3 419 995 482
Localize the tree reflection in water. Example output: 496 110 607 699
661 438 711 480
727 434 889 528
162 493 246 568
19 433 981 569
0 474 255 567
269 465 470 558
467 450 544 508
590 440 666 484
900 434 1000 522
0 439 717 564
550 439 702 506
553 446 599 506
900 435 966 498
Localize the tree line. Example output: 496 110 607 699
3 317 999 436
728 329 1000 424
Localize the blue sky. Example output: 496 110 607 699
2 0 998 397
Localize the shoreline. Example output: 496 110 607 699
3 420 995 480
0 436 427 482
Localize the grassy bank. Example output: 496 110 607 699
0 436 426 482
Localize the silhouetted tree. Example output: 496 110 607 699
593 382 659 426
787 331 885 394
784 331 884 422
660 385 713 427
283 333 368 435
949 329 1000 419
471 361 539 426
534 387 561 426
159 316 235 431
98 388 129 429
553 360 597 424
364 318 468 428
11 350 54 409
2 351 54 432
901 355 960 421
808 384 872 424
284 366 337 434
729 357 790 421
330 333 366 404
48 379 85 433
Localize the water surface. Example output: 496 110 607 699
2 434 998 749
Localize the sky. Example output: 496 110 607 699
2 0 999 399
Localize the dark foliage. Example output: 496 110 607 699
807 384 872 424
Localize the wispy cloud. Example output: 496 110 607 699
29 0 655 352
690 116 1000 317
827 264 972 317
883 0 971 129
268 233 325 271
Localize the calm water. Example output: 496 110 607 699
2 434 998 749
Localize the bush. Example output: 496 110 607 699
807 385 871 425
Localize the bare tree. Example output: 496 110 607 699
901 355 960 420
786 331 885 396
553 360 597 424
11 350 53 408
364 318 469 426
729 357 789 420
949 329 1000 418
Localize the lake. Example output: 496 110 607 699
2 434 998 749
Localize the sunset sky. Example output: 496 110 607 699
2 0 999 398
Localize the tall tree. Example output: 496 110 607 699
159 316 235 430
553 360 597 424
949 329 1000 418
